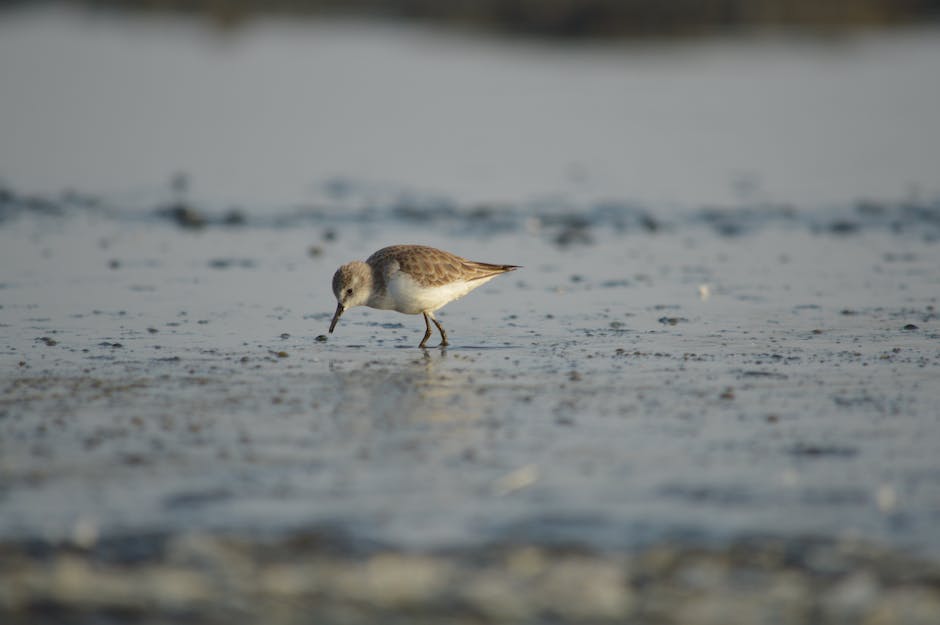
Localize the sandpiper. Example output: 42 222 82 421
329 245 519 348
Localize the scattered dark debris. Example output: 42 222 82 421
38 337 58 346
280 333 291 339
0 186 15 206
739 370 788 379
788 444 858 458
163 489 232 510
659 484 753 505
639 213 660 232
4 177 940 241
308 245 323 258
315 335 328 342
208 258 256 270
699 204 797 237
828 220 860 235
658 316 688 326
156 203 206 229
832 394 881 409
554 222 593 247
903 324 919 331
121 454 146 466
222 209 246 226
154 196 244 229
720 387 735 400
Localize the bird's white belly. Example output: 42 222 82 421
384 273 495 314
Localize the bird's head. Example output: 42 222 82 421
329 261 372 333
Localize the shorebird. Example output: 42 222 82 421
329 245 518 348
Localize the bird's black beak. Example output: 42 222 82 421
329 302 344 333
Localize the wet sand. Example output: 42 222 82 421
2 197 940 622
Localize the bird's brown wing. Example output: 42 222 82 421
459 260 521 282
367 245 518 287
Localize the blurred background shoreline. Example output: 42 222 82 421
3 2 940 210
14 0 940 37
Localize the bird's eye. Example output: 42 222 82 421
346 288 353 296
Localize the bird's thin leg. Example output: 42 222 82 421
419 312 433 348
429 313 449 347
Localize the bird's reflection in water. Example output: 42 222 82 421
330 348 485 425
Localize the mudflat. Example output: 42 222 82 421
2 197 940 623
2 7 940 622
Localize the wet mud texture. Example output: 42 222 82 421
2 197 940 622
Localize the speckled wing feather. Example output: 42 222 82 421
367 245 518 288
